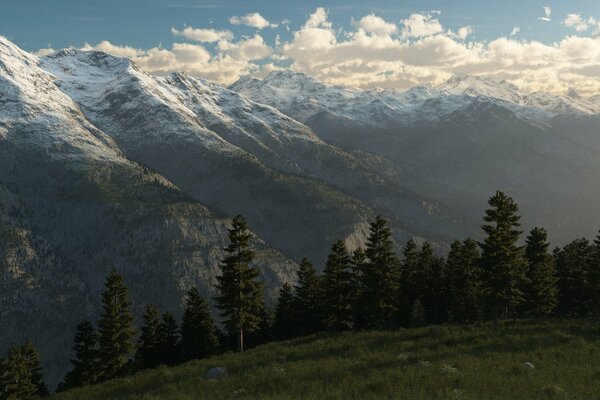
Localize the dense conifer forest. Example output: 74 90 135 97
2 190 600 398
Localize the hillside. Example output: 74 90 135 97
52 319 600 400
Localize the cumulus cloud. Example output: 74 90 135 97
281 7 600 94
171 26 232 43
563 14 600 34
45 8 600 94
538 6 552 22
456 26 473 40
229 12 277 29
510 27 521 37
401 14 444 38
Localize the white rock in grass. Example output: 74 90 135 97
205 366 227 379
441 364 459 374
521 362 535 369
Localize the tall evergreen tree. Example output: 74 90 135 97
97 271 136 380
321 240 354 330
274 283 296 340
157 312 179 366
180 288 219 361
358 216 400 328
215 215 265 352
135 305 163 369
555 238 591 316
524 227 558 316
0 346 36 400
60 320 99 390
419 242 447 324
0 342 48 400
399 239 420 325
21 342 48 398
446 239 481 323
479 191 526 322
293 257 322 335
586 231 600 315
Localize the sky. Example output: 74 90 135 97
1 0 600 93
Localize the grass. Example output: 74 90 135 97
52 319 600 400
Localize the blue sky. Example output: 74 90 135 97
2 1 600 93
2 0 598 50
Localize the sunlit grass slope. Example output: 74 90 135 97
52 319 600 400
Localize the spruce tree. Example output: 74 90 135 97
399 239 420 325
446 239 481 323
157 312 179 366
135 305 163 369
524 227 558 316
419 242 447 324
274 283 296 340
215 215 265 353
321 240 354 330
586 231 600 315
479 191 526 322
555 238 591 316
0 346 36 400
21 342 48 398
60 320 99 390
359 216 400 328
180 288 219 361
293 257 322 335
97 270 136 380
0 342 48 400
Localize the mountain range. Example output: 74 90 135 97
1 36 599 385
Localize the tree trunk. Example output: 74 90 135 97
237 328 244 353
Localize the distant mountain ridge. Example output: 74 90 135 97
0 37 472 386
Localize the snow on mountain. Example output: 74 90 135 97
0 37 124 162
232 71 599 129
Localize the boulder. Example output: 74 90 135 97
205 367 227 379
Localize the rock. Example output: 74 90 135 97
441 364 459 374
205 367 227 379
521 362 535 369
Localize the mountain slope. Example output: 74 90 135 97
231 71 600 244
0 36 296 386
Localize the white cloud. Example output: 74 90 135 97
34 47 56 57
510 27 521 37
229 12 277 29
171 27 232 43
563 14 600 34
456 26 473 40
401 14 444 38
538 6 552 22
48 8 600 95
358 14 397 37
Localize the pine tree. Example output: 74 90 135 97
0 346 36 400
524 227 558 316
180 288 219 361
321 240 354 330
399 239 420 325
410 300 426 327
351 248 368 328
479 191 526 322
97 270 136 380
274 283 296 340
135 305 163 369
359 216 400 328
293 257 322 335
446 239 481 323
0 343 48 400
60 320 99 390
21 342 49 398
247 305 273 347
215 215 265 352
157 312 179 366
419 242 447 324
586 231 600 315
555 238 591 316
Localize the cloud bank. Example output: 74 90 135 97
38 8 600 94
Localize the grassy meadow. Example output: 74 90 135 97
52 319 600 400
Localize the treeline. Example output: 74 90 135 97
3 190 600 398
